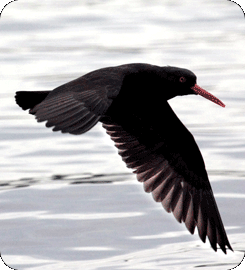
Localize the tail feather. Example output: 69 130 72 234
15 91 51 112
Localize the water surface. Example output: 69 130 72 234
0 0 244 269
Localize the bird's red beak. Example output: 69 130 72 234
191 84 225 108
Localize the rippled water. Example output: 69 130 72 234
0 0 245 269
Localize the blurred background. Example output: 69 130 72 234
0 0 244 269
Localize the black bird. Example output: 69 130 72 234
15 63 232 253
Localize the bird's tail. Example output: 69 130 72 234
15 91 51 112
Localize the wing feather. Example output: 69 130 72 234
172 188 184 222
102 121 232 253
29 91 106 135
27 65 128 135
46 108 89 128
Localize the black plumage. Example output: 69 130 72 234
15 63 232 253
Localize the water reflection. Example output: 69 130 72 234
0 172 133 190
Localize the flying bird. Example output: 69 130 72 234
15 63 232 253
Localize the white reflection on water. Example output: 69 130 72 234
2 237 244 270
0 182 244 270
0 211 144 220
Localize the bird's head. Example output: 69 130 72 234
162 66 225 107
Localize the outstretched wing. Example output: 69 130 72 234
102 120 233 253
29 67 125 135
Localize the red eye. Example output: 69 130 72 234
179 77 186 83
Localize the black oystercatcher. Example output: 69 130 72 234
15 63 232 253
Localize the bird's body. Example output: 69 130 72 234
15 63 232 253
